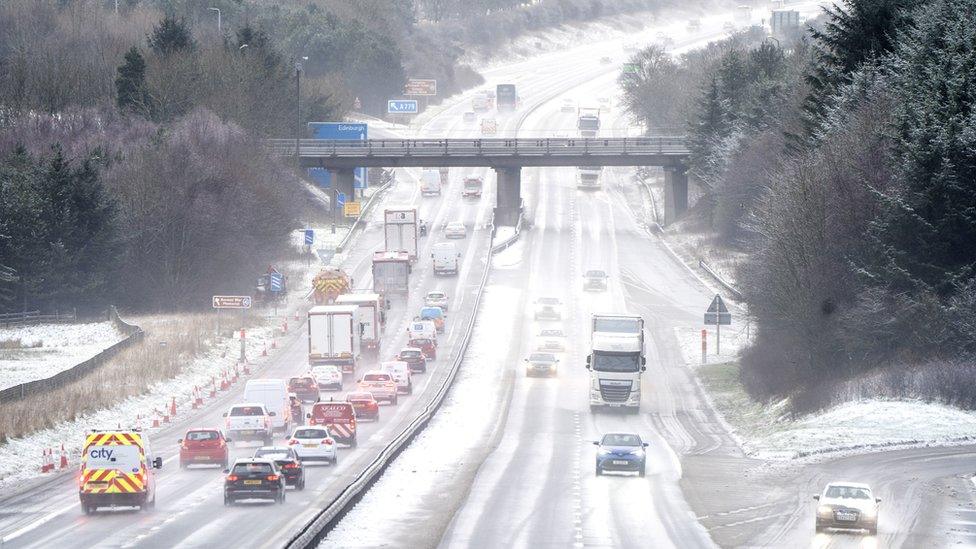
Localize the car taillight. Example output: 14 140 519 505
322 439 334 446
283 463 299 469
288 439 299 445
226 475 238 481
267 475 279 481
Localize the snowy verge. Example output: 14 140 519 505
690 359 976 462
0 322 126 391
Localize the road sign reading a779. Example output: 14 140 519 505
212 295 252 309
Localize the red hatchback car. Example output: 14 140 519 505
345 392 380 422
179 428 230 468
288 376 321 403
408 338 436 360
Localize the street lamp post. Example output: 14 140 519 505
208 7 221 34
295 56 308 168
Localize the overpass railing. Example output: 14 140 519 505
266 137 689 158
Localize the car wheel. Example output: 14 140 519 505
407 383 413 395
298 478 306 491
392 395 398 405
868 525 877 536
332 455 339 466
639 464 646 477
224 495 233 506
279 490 286 504
590 405 598 413
81 502 94 515
179 461 186 469
595 465 602 476
222 458 229 469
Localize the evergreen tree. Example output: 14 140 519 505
689 75 731 180
875 0 976 297
801 0 922 138
115 46 151 116
717 49 750 123
147 15 196 56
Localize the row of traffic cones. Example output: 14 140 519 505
40 444 69 473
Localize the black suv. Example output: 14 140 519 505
223 458 286 505
253 447 305 490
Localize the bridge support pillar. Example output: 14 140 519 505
332 169 356 217
493 167 522 227
663 165 688 226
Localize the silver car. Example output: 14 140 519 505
814 482 880 535
424 291 449 311
444 222 466 239
583 269 608 291
533 297 562 320
524 352 559 377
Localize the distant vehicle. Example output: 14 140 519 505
432 242 462 275
79 430 162 514
306 401 358 447
687 18 701 32
311 365 343 391
524 352 559 377
424 290 449 311
287 426 338 464
462 176 483 198
372 250 412 297
223 458 285 505
593 433 648 476
561 98 576 113
577 108 601 138
287 376 320 403
381 360 414 395
311 267 351 305
481 118 498 135
444 222 467 239
584 269 609 291
578 166 602 190
496 83 518 111
308 305 360 375
463 111 477 122
537 328 566 352
596 97 611 112
178 428 229 469
407 319 437 342
587 314 646 412
252 446 305 490
358 371 399 405
384 207 419 260
223 403 275 446
396 347 428 373
409 336 437 360
419 306 446 333
814 482 880 535
534 297 563 320
346 392 380 421
335 292 386 359
421 169 442 196
244 378 291 432
472 93 491 112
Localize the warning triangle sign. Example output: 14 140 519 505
707 294 728 314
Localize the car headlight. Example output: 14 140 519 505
630 449 645 457
597 448 611 456
817 505 833 516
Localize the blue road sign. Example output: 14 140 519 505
269 273 284 293
336 192 346 206
388 100 419 114
304 229 314 246
307 122 368 189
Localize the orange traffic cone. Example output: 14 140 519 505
152 410 161 428
272 339 277 349
283 321 288 333
59 443 69 470
170 397 177 417
40 449 48 473
262 344 268 357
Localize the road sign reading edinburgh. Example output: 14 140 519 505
212 295 252 309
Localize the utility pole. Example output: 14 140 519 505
208 8 221 34
295 60 302 168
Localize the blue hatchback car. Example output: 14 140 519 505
594 433 648 476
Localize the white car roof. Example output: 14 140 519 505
825 481 872 489
230 402 268 410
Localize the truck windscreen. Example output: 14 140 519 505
579 117 599 130
592 351 642 372
593 318 640 333
497 85 516 106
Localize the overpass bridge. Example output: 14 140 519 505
267 137 692 226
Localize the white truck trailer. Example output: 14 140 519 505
308 305 361 375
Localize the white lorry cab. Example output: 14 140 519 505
586 314 646 412
243 379 292 432
432 242 462 275
420 169 442 196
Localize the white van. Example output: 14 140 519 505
431 242 461 275
420 169 441 196
243 379 291 432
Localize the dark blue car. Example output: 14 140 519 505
594 433 648 476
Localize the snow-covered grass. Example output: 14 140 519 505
674 324 752 367
694 361 976 461
0 322 126 391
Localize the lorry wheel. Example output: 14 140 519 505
81 502 94 515
351 437 358 449
590 405 598 414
